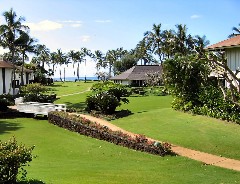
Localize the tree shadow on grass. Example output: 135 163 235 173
64 102 86 109
0 120 23 135
18 179 46 184
114 109 134 119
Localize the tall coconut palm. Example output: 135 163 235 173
35 44 50 68
56 49 68 82
134 39 153 65
0 8 29 95
93 50 107 71
15 32 37 85
144 23 163 65
50 51 57 77
81 47 93 82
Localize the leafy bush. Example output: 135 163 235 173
23 93 56 103
0 94 14 112
20 83 49 94
20 83 56 103
86 81 130 114
0 137 35 183
163 54 240 123
48 111 172 156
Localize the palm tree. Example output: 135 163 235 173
174 24 194 55
0 8 29 95
50 51 58 77
134 39 154 65
81 47 93 82
35 44 50 68
229 23 240 38
144 24 163 65
93 50 107 71
56 49 68 82
15 32 37 85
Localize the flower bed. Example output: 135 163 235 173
48 111 172 156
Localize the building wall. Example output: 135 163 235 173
113 80 131 85
226 47 240 71
0 68 34 95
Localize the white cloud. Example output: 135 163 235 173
25 20 63 31
80 35 91 42
71 24 82 28
95 20 111 23
190 15 201 19
61 20 82 24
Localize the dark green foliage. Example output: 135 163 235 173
0 137 34 183
0 94 14 112
164 54 209 106
113 53 138 74
164 54 240 124
20 83 56 103
23 93 56 103
48 111 172 156
86 92 120 114
86 82 130 114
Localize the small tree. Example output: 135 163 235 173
86 81 130 114
163 54 210 108
0 137 35 183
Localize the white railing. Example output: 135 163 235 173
16 101 66 117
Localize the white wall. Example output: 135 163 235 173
5 68 13 94
226 48 240 71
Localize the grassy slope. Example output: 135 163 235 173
113 96 240 160
1 118 240 184
49 81 95 96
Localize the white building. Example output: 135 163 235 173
207 35 240 71
0 60 34 95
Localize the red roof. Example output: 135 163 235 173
0 60 14 68
206 35 240 50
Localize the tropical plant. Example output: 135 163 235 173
144 24 164 64
0 8 29 95
55 49 69 82
113 52 138 74
15 32 37 85
0 137 35 183
229 23 240 38
86 81 130 114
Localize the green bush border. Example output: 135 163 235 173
48 111 172 156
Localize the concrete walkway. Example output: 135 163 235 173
79 114 240 172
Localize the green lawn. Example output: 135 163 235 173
49 81 95 96
113 96 240 160
1 118 240 184
1 82 240 183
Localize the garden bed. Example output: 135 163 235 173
48 111 172 156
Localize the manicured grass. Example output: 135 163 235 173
1 118 240 183
113 96 240 160
49 81 95 96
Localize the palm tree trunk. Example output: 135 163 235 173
64 67 66 82
20 52 25 86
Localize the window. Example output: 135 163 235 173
12 80 20 88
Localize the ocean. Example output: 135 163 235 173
54 76 99 81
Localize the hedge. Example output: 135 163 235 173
48 111 172 156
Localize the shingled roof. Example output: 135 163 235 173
0 60 14 68
206 35 240 50
110 65 162 80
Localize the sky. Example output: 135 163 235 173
0 0 240 78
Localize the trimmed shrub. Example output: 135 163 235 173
0 137 35 183
48 111 172 156
86 81 130 114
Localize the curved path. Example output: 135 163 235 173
79 114 240 172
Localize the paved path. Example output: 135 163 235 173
79 114 240 172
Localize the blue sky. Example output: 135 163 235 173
0 0 240 77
